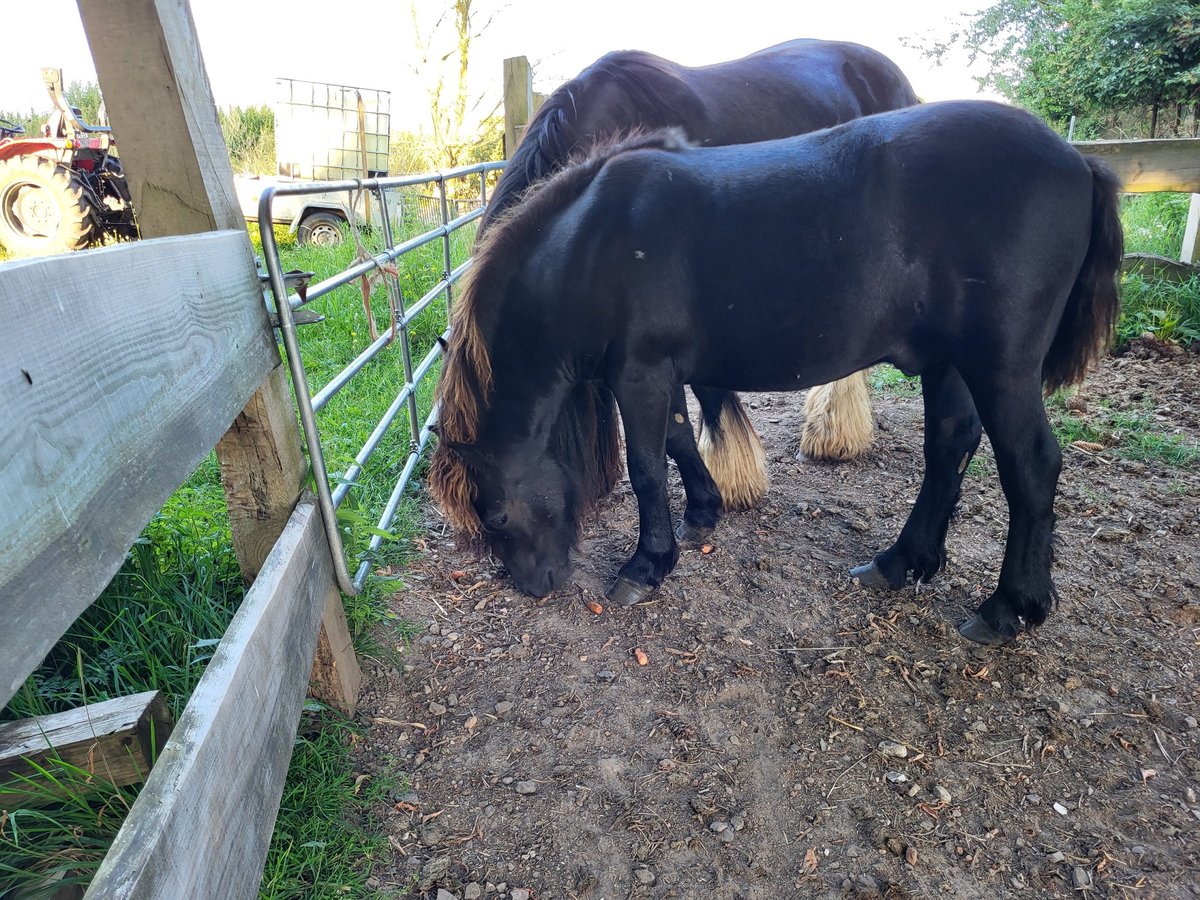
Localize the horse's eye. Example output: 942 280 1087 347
485 510 509 530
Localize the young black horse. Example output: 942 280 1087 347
431 101 1123 645
481 40 919 533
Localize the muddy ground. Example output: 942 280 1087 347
354 343 1200 900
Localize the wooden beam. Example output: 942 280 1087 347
503 56 533 159
1122 251 1200 283
0 232 276 708
84 499 338 899
1074 137 1200 193
308 594 362 716
78 0 359 709
0 691 173 808
76 0 244 236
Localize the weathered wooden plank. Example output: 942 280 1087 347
76 0 244 236
1122 251 1200 284
0 691 173 807
1074 137 1200 193
79 0 358 708
84 499 337 899
308 594 363 716
504 56 533 159
0 231 276 707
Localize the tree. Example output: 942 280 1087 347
406 0 504 172
912 0 1200 136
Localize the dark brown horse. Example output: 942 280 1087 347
432 101 1123 645
479 40 919 542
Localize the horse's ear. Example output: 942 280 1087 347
442 440 495 472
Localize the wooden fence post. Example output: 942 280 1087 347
1182 194 1200 264
76 0 359 713
503 56 533 158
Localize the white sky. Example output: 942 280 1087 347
1 0 997 132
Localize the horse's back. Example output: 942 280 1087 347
544 101 1100 388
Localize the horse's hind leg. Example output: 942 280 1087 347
799 370 875 461
956 375 1062 645
666 384 722 544
852 363 981 590
694 387 769 509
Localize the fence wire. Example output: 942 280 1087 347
258 161 504 594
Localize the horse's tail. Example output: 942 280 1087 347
695 388 769 510
1042 156 1124 393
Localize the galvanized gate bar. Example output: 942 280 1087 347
258 161 503 596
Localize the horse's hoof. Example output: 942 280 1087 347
957 614 1014 646
676 522 714 545
850 561 892 590
606 576 653 607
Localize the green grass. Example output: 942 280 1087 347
1047 392 1199 468
2 196 477 898
1119 193 1200 346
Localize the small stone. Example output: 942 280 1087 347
511 890 531 900
429 702 448 716
1186 787 1197 803
884 771 908 784
465 715 480 731
1050 700 1069 714
1047 851 1066 864
731 813 746 831
597 670 617 682
1185 716 1198 729
418 857 450 892
514 780 537 795
934 785 952 804
634 868 656 885
495 701 513 715
447 692 459 706
710 820 730 833
1131 845 1146 855
717 828 736 843
420 824 446 847
437 890 459 900
464 885 483 900
1072 867 1091 889
906 784 920 797
878 741 907 758
1053 802 1069 816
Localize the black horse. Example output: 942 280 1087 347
479 40 920 536
432 101 1123 645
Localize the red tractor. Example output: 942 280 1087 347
0 68 135 256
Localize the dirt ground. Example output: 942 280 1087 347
354 343 1200 900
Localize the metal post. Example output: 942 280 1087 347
258 186 360 597
439 174 454 319
377 188 422 448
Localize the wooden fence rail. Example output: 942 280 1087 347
0 0 359 895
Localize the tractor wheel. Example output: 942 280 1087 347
0 155 98 256
297 210 345 247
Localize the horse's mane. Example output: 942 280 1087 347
430 128 690 542
481 50 705 231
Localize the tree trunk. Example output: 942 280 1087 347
1150 103 1159 138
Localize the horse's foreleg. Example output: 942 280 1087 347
799 370 875 461
666 384 722 544
852 363 981 589
607 372 679 606
957 377 1062 645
